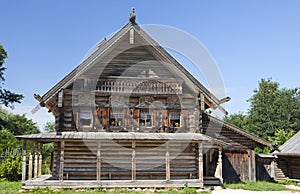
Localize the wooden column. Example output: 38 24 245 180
132 141 136 181
22 141 27 182
250 150 256 181
59 141 65 181
198 143 204 188
199 93 204 133
166 142 170 181
34 143 38 178
38 143 43 177
96 142 101 182
214 147 223 183
28 142 33 180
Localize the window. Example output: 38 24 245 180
139 109 152 127
78 109 93 128
110 108 123 126
170 110 180 127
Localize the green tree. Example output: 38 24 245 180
224 78 300 152
224 112 250 131
268 129 295 147
0 107 40 135
247 78 300 139
0 43 23 107
44 121 55 132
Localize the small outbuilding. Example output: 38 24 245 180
273 131 300 181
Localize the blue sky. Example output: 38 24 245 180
1 1 300 130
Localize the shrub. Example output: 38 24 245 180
0 156 22 181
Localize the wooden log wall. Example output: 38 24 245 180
50 140 199 181
59 90 197 132
275 156 300 180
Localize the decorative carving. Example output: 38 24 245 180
167 96 181 109
129 7 136 23
109 96 127 107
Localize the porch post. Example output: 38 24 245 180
166 142 170 181
131 141 136 181
59 141 65 181
214 147 223 183
22 141 27 182
28 142 33 180
198 142 204 188
96 142 101 182
38 143 43 177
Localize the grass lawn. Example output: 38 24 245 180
0 181 209 194
223 180 290 191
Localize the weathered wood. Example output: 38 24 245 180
198 143 203 188
59 141 65 181
38 143 43 177
22 141 27 181
166 142 170 181
214 147 223 183
34 143 38 178
96 142 101 182
28 142 33 180
132 141 136 181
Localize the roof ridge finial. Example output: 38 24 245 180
129 7 136 23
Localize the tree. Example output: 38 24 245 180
268 129 295 147
224 112 250 131
247 78 300 139
44 121 55 132
0 107 40 135
0 43 23 107
224 78 300 151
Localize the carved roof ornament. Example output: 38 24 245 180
129 7 136 23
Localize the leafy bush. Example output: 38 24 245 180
0 156 22 181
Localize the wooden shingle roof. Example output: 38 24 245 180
274 131 300 156
35 21 227 114
16 132 227 146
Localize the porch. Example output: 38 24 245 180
17 132 224 189
22 175 221 189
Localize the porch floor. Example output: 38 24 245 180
22 175 222 189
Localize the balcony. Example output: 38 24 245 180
96 79 182 95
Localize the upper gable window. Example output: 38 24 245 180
140 108 152 127
78 108 93 129
110 108 123 127
170 110 180 127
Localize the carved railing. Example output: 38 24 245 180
96 79 182 94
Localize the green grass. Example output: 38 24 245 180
0 180 21 194
0 181 210 194
224 180 289 191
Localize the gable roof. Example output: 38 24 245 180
35 21 227 114
273 131 300 156
203 113 273 148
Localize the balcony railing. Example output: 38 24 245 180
96 79 182 95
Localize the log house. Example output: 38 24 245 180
17 9 272 189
